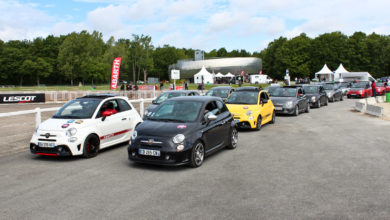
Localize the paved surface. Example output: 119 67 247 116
1 99 390 219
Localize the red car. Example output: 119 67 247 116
347 81 372 98
375 82 387 95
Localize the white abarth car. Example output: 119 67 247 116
30 94 142 158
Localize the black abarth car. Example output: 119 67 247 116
302 85 328 108
128 96 238 168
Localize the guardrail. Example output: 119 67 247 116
0 98 154 127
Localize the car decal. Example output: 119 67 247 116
177 125 187 129
61 124 70 128
100 129 132 140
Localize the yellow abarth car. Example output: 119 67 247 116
226 87 275 130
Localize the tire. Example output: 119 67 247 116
330 97 334 102
83 134 100 158
270 111 276 124
255 116 262 131
317 99 321 108
294 105 299 116
227 128 238 149
340 94 344 101
305 103 310 113
189 141 205 168
324 98 328 106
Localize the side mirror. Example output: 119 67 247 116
101 116 106 121
207 114 217 121
261 98 268 104
152 99 157 104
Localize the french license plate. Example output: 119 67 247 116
38 142 55 148
235 119 240 123
139 149 160 157
275 107 283 111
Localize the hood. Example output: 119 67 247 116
137 120 198 137
146 104 158 112
38 118 90 131
226 104 261 114
350 88 364 92
270 96 296 105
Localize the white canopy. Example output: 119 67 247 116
215 72 224 77
225 72 234 78
315 64 333 82
194 66 214 84
335 63 349 74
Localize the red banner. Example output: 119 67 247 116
110 57 121 90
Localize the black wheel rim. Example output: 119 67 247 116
257 117 261 129
86 138 98 155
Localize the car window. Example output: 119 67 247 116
216 100 228 113
272 88 297 97
117 99 132 112
96 100 118 118
149 100 203 122
205 101 220 115
227 91 259 104
52 99 101 119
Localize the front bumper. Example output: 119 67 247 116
30 143 73 156
30 131 84 156
347 92 363 98
274 105 295 115
233 115 256 129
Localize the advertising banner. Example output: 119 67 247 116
110 57 122 90
0 93 45 104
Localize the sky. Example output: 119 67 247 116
0 0 389 52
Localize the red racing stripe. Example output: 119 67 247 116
100 129 132 140
36 153 58 156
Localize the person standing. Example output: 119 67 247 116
371 81 376 97
184 81 188 90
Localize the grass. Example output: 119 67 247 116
0 83 273 91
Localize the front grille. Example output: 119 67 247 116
38 139 56 142
233 117 240 119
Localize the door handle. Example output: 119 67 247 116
122 118 127 121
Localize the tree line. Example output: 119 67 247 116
0 30 389 86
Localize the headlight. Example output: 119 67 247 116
246 110 253 116
326 92 331 97
66 128 77 137
173 134 185 144
311 96 316 102
285 101 293 108
132 130 137 139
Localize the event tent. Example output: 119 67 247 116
225 72 234 78
334 64 349 82
215 72 224 78
194 66 214 84
314 64 333 82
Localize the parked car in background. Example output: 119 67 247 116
375 82 386 95
323 83 343 102
250 74 273 84
144 90 200 117
302 85 328 108
226 87 275 130
205 86 235 102
30 94 142 158
347 81 372 98
270 86 310 116
337 82 351 96
128 96 237 168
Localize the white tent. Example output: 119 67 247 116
215 72 224 78
334 64 349 82
225 72 234 78
315 64 333 82
194 66 214 84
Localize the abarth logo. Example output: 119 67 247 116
148 139 154 145
45 133 50 139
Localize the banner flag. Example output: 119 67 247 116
110 57 122 90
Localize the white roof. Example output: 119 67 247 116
315 64 333 74
225 72 234 78
335 64 349 74
215 72 224 77
194 65 212 76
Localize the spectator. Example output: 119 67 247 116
185 81 188 90
160 82 164 90
371 81 376 97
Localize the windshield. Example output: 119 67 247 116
323 84 335 90
149 100 203 122
339 83 350 88
265 86 279 95
303 86 319 94
227 91 258 104
352 82 368 88
205 89 230 98
155 92 186 104
53 99 101 119
377 82 384 87
271 88 297 97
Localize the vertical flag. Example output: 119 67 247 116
110 57 122 90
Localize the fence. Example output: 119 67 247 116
0 98 154 127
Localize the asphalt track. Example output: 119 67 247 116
1 99 390 219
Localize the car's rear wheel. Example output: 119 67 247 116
190 141 204 168
270 111 276 124
255 116 262 130
227 128 238 149
83 134 99 158
294 105 299 116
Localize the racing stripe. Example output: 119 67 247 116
100 129 132 140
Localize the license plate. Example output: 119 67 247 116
38 142 55 148
275 107 283 111
139 149 160 157
235 119 240 123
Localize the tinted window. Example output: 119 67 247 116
52 99 101 119
227 91 259 104
272 88 297 97
155 92 186 104
303 86 319 93
117 99 132 112
149 100 203 122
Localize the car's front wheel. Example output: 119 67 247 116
190 141 205 168
227 128 238 149
294 105 299 116
270 111 276 124
255 116 262 130
83 134 99 158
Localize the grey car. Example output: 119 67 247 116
205 86 235 102
302 85 328 108
322 83 343 102
270 86 310 116
144 90 200 117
